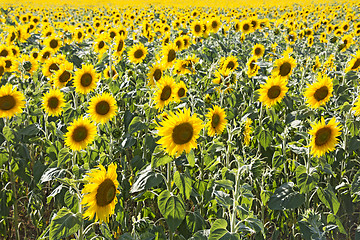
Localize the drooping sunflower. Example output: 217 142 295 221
304 73 333 109
128 43 148 64
353 96 360 116
161 43 177 69
64 117 97 151
147 64 164 86
81 163 120 223
0 84 26 119
272 55 296 79
153 76 176 110
42 88 65 117
174 81 187 102
308 117 342 157
243 118 253 146
246 56 260 78
73 64 99 95
205 105 227 137
345 50 360 72
52 61 74 88
156 108 203 156
258 76 288 108
87 92 117 124
252 44 265 59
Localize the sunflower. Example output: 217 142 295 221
246 56 260 78
0 45 12 58
161 43 177 69
252 44 265 59
87 92 117 124
308 117 342 157
113 35 125 58
258 76 288 108
241 20 253 34
0 84 26 119
243 118 253 146
174 81 187 102
181 35 191 49
4 57 15 73
42 88 65 116
153 76 176 110
93 35 109 55
43 36 62 53
0 60 5 77
74 64 99 95
285 31 297 45
222 56 238 72
31 48 40 60
42 57 62 77
156 108 203 156
209 17 221 33
39 47 52 63
147 64 164 86
205 105 227 137
81 163 120 223
104 65 118 79
64 117 97 151
128 43 148 64
272 55 296 79
345 50 360 72
12 55 38 75
304 73 333 109
52 61 73 88
353 96 360 116
191 21 203 37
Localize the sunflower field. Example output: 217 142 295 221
1 0 360 239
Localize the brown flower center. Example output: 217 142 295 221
279 62 291 76
50 39 58 49
80 73 93 87
211 113 220 128
160 86 172 101
153 69 162 81
117 40 124 52
255 47 262 56
48 97 59 109
59 71 71 83
0 95 16 111
351 58 360 70
226 61 235 70
134 49 144 59
194 24 201 33
267 86 281 99
96 100 110 115
72 126 88 142
178 88 185 98
315 127 331 146
96 178 116 207
167 49 176 63
314 86 329 101
172 122 193 144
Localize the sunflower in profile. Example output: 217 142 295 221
205 105 227 137
113 35 125 58
156 108 203 156
174 36 184 51
65 117 97 151
74 64 99 95
161 43 177 69
174 81 187 102
52 61 73 88
81 163 120 223
353 96 360 116
304 73 333 109
153 76 176 110
272 55 296 79
345 50 360 72
39 47 52 63
308 117 342 157
128 43 148 64
104 65 118 79
246 56 260 78
12 55 39 75
0 84 26 119
258 76 288 108
42 88 65 116
252 44 265 59
0 60 5 77
243 118 253 146
147 64 164 86
87 92 117 124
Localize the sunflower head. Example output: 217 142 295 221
87 92 117 124
161 43 177 69
81 163 120 223
308 117 342 157
272 55 296 79
64 117 97 151
128 43 148 64
74 64 99 95
253 44 265 59
258 75 288 108
174 81 187 102
205 105 227 137
153 76 176 110
0 84 26 119
42 88 65 117
304 73 333 109
156 108 203 156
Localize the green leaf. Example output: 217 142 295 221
151 154 173 169
268 182 305 210
351 170 360 202
100 222 113 240
209 219 240 240
129 116 147 134
296 165 319 194
157 190 186 232
3 126 15 142
186 212 207 233
18 124 40 136
64 191 78 213
187 149 195 167
57 148 71 167
174 171 192 200
49 207 81 240
258 129 272 150
130 165 164 193
327 214 346 235
317 185 340 214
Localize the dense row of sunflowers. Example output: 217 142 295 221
0 1 360 239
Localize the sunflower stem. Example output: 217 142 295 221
4 119 20 240
167 162 172 192
257 104 263 155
